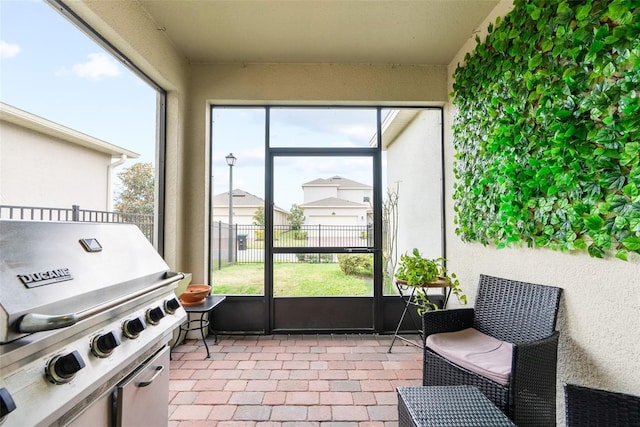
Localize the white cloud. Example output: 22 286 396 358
0 40 21 58
72 53 121 80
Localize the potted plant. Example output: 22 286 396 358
395 248 467 314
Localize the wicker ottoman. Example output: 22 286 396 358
397 385 516 427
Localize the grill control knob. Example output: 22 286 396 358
91 331 121 358
122 316 145 339
146 307 165 325
164 298 181 314
45 350 86 384
0 387 17 418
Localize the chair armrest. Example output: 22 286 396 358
512 330 559 374
511 331 560 425
421 308 475 338
565 383 640 426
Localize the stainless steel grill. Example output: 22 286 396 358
0 220 187 426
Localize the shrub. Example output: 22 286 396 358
297 253 334 263
254 229 279 241
337 254 373 276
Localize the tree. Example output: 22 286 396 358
288 204 305 230
114 162 155 214
253 206 265 227
383 182 400 282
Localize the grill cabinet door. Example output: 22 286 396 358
116 347 170 427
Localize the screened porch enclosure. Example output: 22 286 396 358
209 107 445 334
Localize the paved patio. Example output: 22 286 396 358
169 333 423 426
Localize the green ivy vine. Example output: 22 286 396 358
452 0 640 260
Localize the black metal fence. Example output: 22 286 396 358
211 222 371 268
0 204 154 243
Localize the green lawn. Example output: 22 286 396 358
212 262 396 296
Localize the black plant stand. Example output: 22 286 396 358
388 280 450 352
173 295 226 358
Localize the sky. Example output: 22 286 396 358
211 107 381 210
0 0 157 166
0 0 387 211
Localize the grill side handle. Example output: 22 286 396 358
14 272 185 334
14 313 79 333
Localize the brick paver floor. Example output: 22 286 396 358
169 334 422 426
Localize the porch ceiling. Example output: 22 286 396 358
138 0 500 65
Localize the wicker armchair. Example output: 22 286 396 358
421 274 562 426
565 383 640 426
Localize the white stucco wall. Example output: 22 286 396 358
386 109 444 260
443 1 640 422
305 206 367 226
304 185 371 204
0 120 111 210
212 205 254 226
338 188 372 204
304 186 337 202
186 62 448 282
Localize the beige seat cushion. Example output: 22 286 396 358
426 327 513 386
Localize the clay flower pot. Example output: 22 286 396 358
179 284 211 306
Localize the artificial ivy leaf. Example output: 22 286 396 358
612 26 628 40
573 238 587 250
584 214 605 230
528 54 543 69
599 172 626 190
603 62 616 77
621 236 640 250
597 202 611 214
620 11 634 24
527 3 542 20
604 35 620 45
593 232 612 248
625 142 640 157
615 215 629 229
620 150 640 167
588 244 605 258
619 95 639 115
573 203 590 216
607 2 626 21
535 235 550 247
606 194 632 214
588 40 606 58
623 184 639 198
592 127 615 144
615 250 628 261
628 166 640 186
573 27 589 45
595 24 609 41
575 3 591 21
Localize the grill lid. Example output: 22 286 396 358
0 220 171 344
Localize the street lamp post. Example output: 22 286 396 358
225 153 237 262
